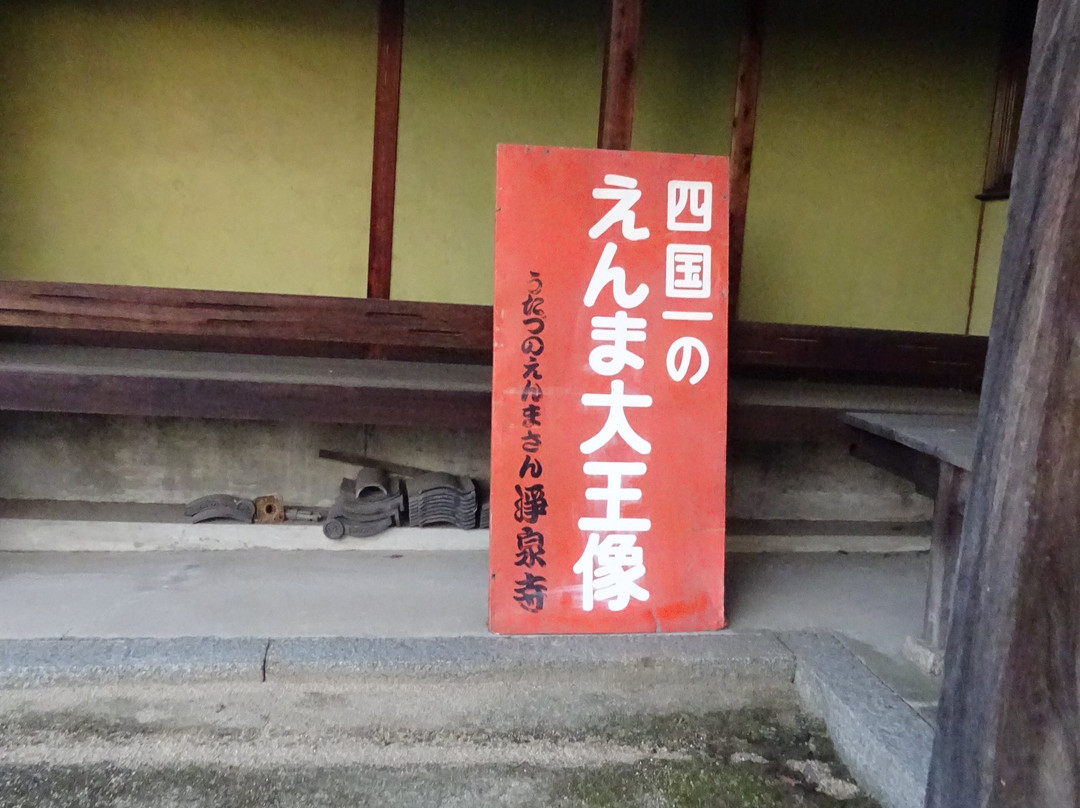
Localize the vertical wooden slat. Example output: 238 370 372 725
597 0 642 150
925 0 1080 805
979 0 1038 198
963 201 987 335
728 0 765 320
366 0 405 300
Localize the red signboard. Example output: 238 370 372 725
490 145 729 634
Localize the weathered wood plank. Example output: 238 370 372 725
842 412 977 471
366 0 405 299
925 0 1080 804
597 0 642 150
0 344 977 436
0 281 989 386
0 346 491 428
1 370 491 429
729 321 987 390
923 464 967 651
728 0 765 317
731 378 979 414
0 281 493 363
846 429 941 499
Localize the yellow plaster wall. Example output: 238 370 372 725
739 0 1002 332
390 0 738 305
968 200 1008 335
634 2 738 157
1 0 1002 331
390 0 600 305
0 0 377 296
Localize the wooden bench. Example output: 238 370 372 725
844 411 978 669
0 343 982 444
0 343 492 429
0 279 988 436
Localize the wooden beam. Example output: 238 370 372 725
923 463 967 650
0 281 989 387
728 320 988 390
366 0 405 299
728 0 765 318
0 346 492 429
2 368 492 430
847 430 940 498
0 281 493 363
0 344 960 439
597 0 642 150
925 0 1080 804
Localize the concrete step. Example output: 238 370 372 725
0 633 936 808
0 511 931 554
0 550 930 661
0 698 857 808
0 633 908 808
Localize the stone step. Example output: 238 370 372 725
0 633 885 808
0 633 932 808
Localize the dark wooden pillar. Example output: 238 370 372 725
728 0 764 319
597 0 642 150
925 1 1080 806
922 464 967 652
366 0 405 299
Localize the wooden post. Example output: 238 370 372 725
597 0 642 150
728 0 764 320
922 464 967 651
925 1 1080 806
366 0 405 300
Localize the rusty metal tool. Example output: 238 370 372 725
184 495 256 524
